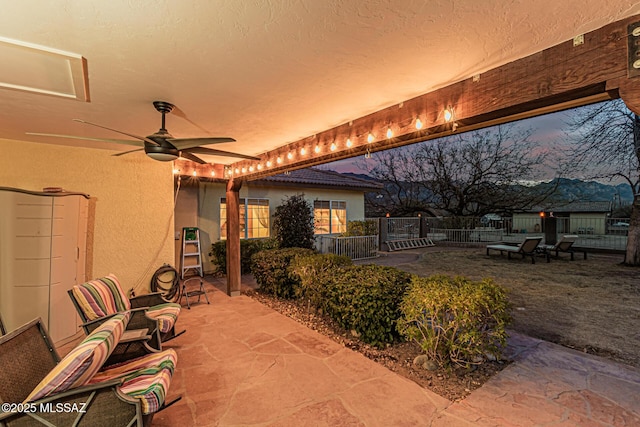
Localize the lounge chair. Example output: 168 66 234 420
539 235 586 260
69 274 184 351
0 313 178 427
486 236 546 264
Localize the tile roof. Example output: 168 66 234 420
528 201 612 213
253 168 383 191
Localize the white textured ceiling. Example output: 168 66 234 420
0 0 639 165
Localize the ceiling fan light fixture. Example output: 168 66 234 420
146 152 178 161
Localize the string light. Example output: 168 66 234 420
330 142 337 151
415 118 423 130
346 138 353 148
314 145 320 153
172 168 180 175
444 107 454 122
266 160 272 167
211 170 216 177
234 168 239 174
192 170 197 176
277 156 282 164
300 147 307 156
287 152 293 160
367 133 374 143
257 163 263 170
249 166 254 172
241 167 246 173
386 127 393 139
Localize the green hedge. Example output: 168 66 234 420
322 265 412 347
397 275 511 368
251 248 315 298
289 253 352 305
209 238 278 275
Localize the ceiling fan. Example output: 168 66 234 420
27 101 259 164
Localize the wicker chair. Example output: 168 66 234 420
0 315 178 427
68 274 184 350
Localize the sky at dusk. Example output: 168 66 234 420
323 109 575 178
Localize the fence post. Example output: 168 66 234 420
379 217 389 251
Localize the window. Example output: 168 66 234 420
220 198 270 239
314 200 346 234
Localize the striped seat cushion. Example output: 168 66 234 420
89 350 177 415
72 274 131 321
25 313 129 402
146 303 181 334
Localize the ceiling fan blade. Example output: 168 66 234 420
26 132 144 147
73 119 160 146
112 148 144 157
179 151 207 164
186 146 260 160
168 137 236 150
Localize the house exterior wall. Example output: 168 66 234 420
188 181 366 273
512 213 541 233
569 213 607 235
1 138 175 295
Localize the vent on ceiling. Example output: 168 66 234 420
0 36 90 102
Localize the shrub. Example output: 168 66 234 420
209 238 278 275
272 194 315 249
251 248 315 298
342 220 378 237
397 275 511 368
289 253 352 306
322 265 412 347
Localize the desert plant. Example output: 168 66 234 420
209 238 278 275
322 265 412 347
250 247 315 298
289 253 352 307
398 275 511 368
272 194 315 249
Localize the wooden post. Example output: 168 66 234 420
225 178 242 296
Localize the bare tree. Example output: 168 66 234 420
565 99 640 265
364 124 557 217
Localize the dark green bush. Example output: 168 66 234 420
272 194 315 249
251 248 315 298
322 265 412 347
397 275 511 368
209 238 278 275
289 253 352 305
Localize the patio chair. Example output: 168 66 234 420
68 274 184 350
539 235 587 260
486 236 546 264
0 313 178 427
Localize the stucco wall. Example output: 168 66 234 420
0 138 175 295
187 181 366 273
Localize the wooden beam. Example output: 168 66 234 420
225 178 242 296
228 14 640 180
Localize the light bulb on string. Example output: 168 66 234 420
386 127 393 139
415 118 423 130
367 133 374 143
314 145 320 153
330 142 336 151
346 138 353 148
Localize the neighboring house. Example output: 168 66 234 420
174 168 382 271
512 201 612 235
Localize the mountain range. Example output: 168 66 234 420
341 173 634 205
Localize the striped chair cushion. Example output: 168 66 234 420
25 313 129 402
72 274 131 321
89 350 177 415
146 303 181 334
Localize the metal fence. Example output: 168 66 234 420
315 235 379 260
427 216 630 251
386 217 421 241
